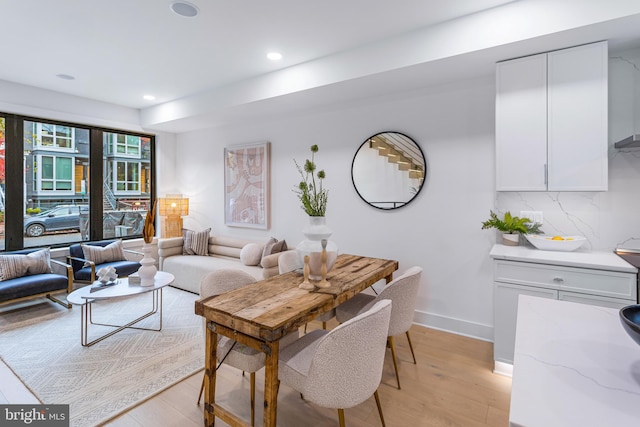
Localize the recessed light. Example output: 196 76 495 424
267 52 282 61
56 74 75 80
170 1 199 17
143 95 156 101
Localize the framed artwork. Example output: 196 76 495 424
224 141 270 229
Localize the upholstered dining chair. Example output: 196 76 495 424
335 266 422 389
278 250 335 331
197 269 298 426
278 299 392 427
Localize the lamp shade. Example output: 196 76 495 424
158 195 189 217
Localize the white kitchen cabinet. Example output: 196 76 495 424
492 258 636 367
494 282 557 366
495 41 608 191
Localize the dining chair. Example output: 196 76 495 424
335 266 422 389
197 269 298 426
278 250 335 330
278 299 392 427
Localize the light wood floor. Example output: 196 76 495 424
1 318 511 426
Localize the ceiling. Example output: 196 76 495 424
3 0 640 133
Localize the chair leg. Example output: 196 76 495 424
250 372 256 426
374 390 386 427
338 408 346 427
406 331 417 364
388 336 401 389
322 321 327 330
197 372 205 405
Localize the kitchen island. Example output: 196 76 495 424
510 295 640 426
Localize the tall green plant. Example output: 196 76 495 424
293 145 328 216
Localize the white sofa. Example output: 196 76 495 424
158 235 288 294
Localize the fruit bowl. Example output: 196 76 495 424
524 234 586 252
620 305 640 346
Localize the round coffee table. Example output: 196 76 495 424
67 271 175 346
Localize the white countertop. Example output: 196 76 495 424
509 295 640 427
490 244 637 273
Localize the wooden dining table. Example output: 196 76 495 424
194 253 398 427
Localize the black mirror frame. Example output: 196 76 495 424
351 131 427 211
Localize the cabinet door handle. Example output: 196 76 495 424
553 276 564 282
544 164 548 186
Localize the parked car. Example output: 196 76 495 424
24 205 88 237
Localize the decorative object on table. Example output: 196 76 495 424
158 194 189 238
481 210 532 246
96 266 118 284
293 144 338 279
352 131 427 210
619 304 640 346
138 202 157 286
316 239 331 289
224 141 270 229
128 271 141 285
299 255 314 290
524 234 586 252
92 266 119 292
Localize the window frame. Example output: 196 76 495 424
0 113 155 251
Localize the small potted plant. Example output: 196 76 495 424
481 210 531 246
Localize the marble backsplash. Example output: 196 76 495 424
496 148 640 252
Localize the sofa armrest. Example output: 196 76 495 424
50 259 74 293
158 237 184 270
262 250 298 279
158 237 184 250
124 248 144 258
67 255 97 283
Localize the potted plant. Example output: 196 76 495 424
481 210 531 246
293 144 328 217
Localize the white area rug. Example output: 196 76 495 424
0 286 204 427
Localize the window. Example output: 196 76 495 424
39 156 73 191
0 114 155 251
38 123 73 149
0 116 4 251
106 133 140 156
116 161 140 192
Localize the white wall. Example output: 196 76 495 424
175 76 498 340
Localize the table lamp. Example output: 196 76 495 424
158 194 189 238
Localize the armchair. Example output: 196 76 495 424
0 248 73 308
67 239 142 284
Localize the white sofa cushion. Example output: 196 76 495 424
163 255 264 294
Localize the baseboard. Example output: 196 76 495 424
413 309 494 342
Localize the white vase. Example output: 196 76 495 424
296 216 338 280
138 243 157 286
502 233 520 246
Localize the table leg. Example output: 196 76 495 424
263 340 280 427
204 322 218 427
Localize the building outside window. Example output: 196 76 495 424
0 115 155 251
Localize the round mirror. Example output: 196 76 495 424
351 132 426 210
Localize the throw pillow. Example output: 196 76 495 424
261 237 278 260
81 240 126 265
0 248 52 281
240 243 264 266
183 228 211 256
260 237 288 268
